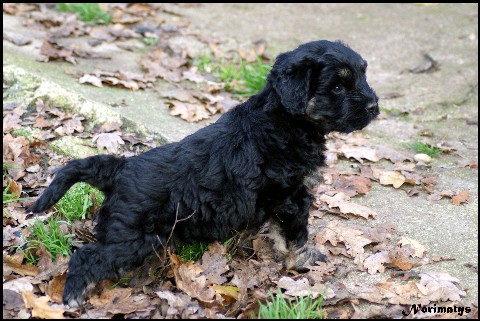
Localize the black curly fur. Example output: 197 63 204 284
27 40 379 307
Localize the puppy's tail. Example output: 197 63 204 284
27 155 125 214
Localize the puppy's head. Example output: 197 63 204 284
268 40 379 133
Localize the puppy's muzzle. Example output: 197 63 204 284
366 101 379 115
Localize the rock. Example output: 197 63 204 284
414 153 432 164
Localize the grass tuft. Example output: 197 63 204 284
57 3 111 24
56 182 104 223
176 242 209 262
176 236 238 262
408 140 442 158
194 53 271 97
258 289 324 319
22 216 75 264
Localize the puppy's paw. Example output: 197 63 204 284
63 276 94 308
285 245 328 271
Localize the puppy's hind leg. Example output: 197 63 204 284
62 224 162 308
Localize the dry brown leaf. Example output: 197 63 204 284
99 120 123 133
90 285 152 316
372 169 406 188
3 277 34 294
168 101 211 123
376 279 419 305
417 272 466 302
304 261 337 284
156 290 200 317
332 174 371 197
22 292 65 319
397 237 428 258
39 40 76 64
199 242 229 285
276 276 329 299
182 67 206 83
45 273 67 304
89 283 132 308
3 106 26 132
374 145 414 163
315 220 373 257
350 284 384 304
363 251 391 274
451 190 469 205
338 144 379 163
319 192 377 219
93 131 125 153
170 254 215 303
3 253 39 276
79 74 103 87
159 87 198 103
55 116 85 136
390 249 415 271
231 261 264 290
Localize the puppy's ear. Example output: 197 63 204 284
269 51 318 115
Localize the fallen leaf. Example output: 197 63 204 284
3 277 34 294
451 190 469 205
45 273 67 303
168 101 211 123
210 285 239 301
159 87 198 103
3 253 39 276
363 251 391 274
182 67 206 83
372 169 406 188
332 174 371 197
156 290 200 317
22 292 65 319
199 242 229 285
170 254 215 303
276 276 327 299
339 144 379 163
417 272 466 302
315 220 373 257
79 74 104 87
350 284 384 304
397 237 428 258
39 39 76 64
98 120 123 133
390 249 415 271
319 192 377 219
93 132 125 153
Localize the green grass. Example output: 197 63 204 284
258 289 324 319
55 182 104 223
177 242 209 262
176 236 238 262
17 181 104 264
142 36 158 47
194 53 271 96
22 216 75 264
57 3 111 24
408 140 442 158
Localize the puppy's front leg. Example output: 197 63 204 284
270 186 327 270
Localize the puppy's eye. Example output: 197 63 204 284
332 84 344 94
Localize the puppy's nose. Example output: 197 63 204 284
366 101 378 114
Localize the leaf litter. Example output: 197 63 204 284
3 3 477 319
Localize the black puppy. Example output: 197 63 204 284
28 40 379 307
